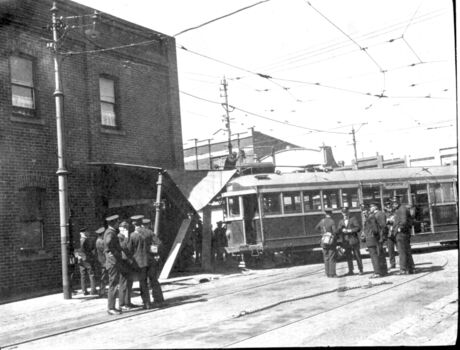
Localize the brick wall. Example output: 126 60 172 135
0 0 183 299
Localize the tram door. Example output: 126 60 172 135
242 194 259 245
410 184 431 233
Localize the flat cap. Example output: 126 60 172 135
95 227 105 234
79 227 88 232
142 218 151 224
105 214 119 222
324 207 333 213
130 215 144 221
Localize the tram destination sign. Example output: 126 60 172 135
383 182 409 189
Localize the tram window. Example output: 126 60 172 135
383 189 408 204
303 190 321 211
263 193 281 215
362 187 381 206
227 197 240 217
430 183 456 203
341 188 359 208
283 192 302 213
323 190 339 209
411 184 431 233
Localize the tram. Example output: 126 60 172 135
221 166 458 258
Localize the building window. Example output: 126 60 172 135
18 187 45 250
99 77 117 126
10 56 35 116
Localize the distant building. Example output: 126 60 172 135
183 129 303 170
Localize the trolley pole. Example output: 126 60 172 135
50 1 71 299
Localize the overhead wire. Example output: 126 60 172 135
173 0 271 37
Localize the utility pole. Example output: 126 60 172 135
221 76 232 155
49 1 71 299
205 138 213 169
351 126 358 164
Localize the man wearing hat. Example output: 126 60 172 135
315 208 338 278
337 207 363 275
141 218 164 305
364 202 388 278
128 215 151 309
77 227 97 295
384 200 397 269
104 214 124 315
213 221 228 264
95 226 108 297
391 196 415 274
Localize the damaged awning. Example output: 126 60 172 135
168 169 237 211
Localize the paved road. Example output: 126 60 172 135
2 247 457 348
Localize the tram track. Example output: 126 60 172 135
223 255 451 348
2 253 450 349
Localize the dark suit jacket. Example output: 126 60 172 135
336 215 360 246
393 204 412 234
127 228 149 269
315 216 337 248
79 236 95 263
103 227 123 268
363 211 386 247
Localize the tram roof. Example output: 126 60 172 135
224 166 457 194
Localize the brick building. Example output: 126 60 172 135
0 0 185 299
183 129 303 170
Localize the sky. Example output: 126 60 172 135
73 0 457 165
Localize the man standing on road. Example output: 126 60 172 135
95 226 108 297
213 221 228 264
337 207 363 275
141 218 165 306
118 221 138 311
129 215 151 309
315 208 337 278
384 200 397 269
104 214 124 315
77 227 97 296
364 202 388 278
392 195 415 275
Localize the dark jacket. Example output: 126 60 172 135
127 227 149 269
393 204 412 234
78 236 95 263
315 216 337 248
103 226 123 268
141 227 162 264
336 215 361 246
95 236 106 266
363 211 386 247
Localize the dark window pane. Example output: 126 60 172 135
263 193 281 215
11 56 33 86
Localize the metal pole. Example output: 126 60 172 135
207 139 212 169
222 77 232 155
153 172 164 236
352 126 358 164
51 1 71 299
194 139 199 170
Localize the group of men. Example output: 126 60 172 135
77 214 164 316
316 195 414 279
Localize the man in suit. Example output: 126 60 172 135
384 200 397 269
129 215 151 309
141 218 165 306
103 214 124 315
364 202 388 278
392 195 415 274
315 208 338 278
118 221 138 311
94 226 108 297
77 227 97 295
337 207 363 275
